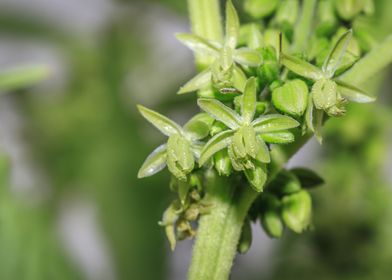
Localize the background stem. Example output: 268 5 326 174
187 0 223 70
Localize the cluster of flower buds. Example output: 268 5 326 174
137 0 376 249
239 167 324 253
158 173 212 250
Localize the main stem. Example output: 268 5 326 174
188 171 258 280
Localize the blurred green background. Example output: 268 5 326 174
0 0 391 280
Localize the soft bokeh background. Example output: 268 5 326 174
0 1 391 280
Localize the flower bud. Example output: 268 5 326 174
335 0 366 21
159 204 179 251
272 79 309 117
238 218 253 254
167 135 195 181
258 47 280 89
275 0 299 38
259 194 284 238
281 190 312 233
244 0 279 19
316 0 337 37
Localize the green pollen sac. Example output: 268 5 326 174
272 79 309 117
167 135 195 181
244 159 267 192
281 190 312 233
214 149 233 176
259 194 284 238
243 0 279 19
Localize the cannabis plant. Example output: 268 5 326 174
137 0 392 279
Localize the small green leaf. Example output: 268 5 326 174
178 69 212 94
255 138 270 163
234 48 262 67
260 131 295 144
322 30 352 77
272 79 309 117
244 160 267 192
281 190 312 233
242 77 257 124
281 53 324 81
137 105 182 136
252 114 299 133
184 113 214 140
336 80 376 103
0 65 49 91
198 98 241 129
176 33 220 57
137 144 167 178
225 0 240 49
290 167 324 188
199 130 234 166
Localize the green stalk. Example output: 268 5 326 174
188 171 257 280
292 0 317 53
187 0 223 70
341 34 392 85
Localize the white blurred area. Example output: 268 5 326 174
2 1 391 280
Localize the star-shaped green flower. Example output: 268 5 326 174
137 105 213 181
176 0 262 95
197 78 300 192
280 30 375 141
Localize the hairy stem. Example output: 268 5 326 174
187 0 223 70
188 133 312 280
188 171 257 280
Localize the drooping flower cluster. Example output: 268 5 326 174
137 0 376 250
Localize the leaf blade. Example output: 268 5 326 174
281 53 324 81
178 69 212 94
137 105 182 136
234 48 262 67
198 98 241 129
225 0 240 49
336 80 376 103
176 33 220 57
199 130 234 166
252 114 300 133
323 30 352 77
137 144 167 178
